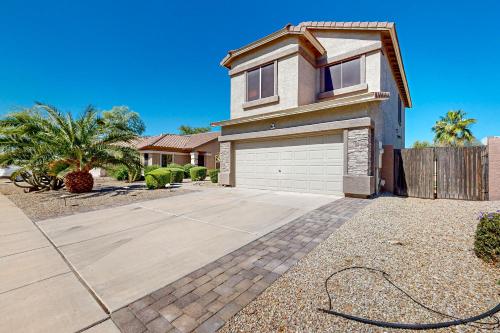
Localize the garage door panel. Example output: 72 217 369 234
235 134 344 195
326 165 343 175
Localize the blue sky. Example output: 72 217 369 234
0 0 498 146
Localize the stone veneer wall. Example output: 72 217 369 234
347 127 372 176
218 141 232 185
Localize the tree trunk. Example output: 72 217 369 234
65 171 94 193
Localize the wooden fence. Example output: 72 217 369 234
394 146 488 200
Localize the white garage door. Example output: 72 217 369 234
235 133 344 195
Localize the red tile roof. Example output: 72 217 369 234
133 131 220 151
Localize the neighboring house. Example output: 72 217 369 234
133 131 220 169
212 21 411 197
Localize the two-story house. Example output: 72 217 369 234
212 22 411 197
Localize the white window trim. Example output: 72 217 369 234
244 60 278 104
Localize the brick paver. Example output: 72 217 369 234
111 197 369 333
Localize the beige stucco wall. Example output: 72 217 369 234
297 54 317 105
365 51 381 92
229 31 385 121
195 140 220 169
151 153 161 166
173 154 190 166
379 52 405 148
231 37 299 69
312 30 381 57
222 102 378 137
231 53 299 118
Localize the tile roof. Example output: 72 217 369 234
133 131 220 150
294 21 394 31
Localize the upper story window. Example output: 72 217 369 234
246 62 275 102
322 57 361 92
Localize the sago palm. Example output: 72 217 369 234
432 110 476 146
0 103 144 193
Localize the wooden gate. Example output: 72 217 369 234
393 146 489 200
435 147 488 200
394 148 435 198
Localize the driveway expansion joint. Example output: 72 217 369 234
26 207 111 315
112 197 370 333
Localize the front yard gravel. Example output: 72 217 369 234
0 177 195 221
220 196 500 333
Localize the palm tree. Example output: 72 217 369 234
0 103 143 193
432 110 476 146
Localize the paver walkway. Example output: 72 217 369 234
111 197 370 333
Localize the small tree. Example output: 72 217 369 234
178 125 211 135
0 103 143 193
412 140 433 148
432 110 476 146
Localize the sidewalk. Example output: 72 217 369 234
0 193 116 333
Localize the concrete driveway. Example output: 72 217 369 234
0 194 112 333
37 186 338 313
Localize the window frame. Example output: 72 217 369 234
320 55 365 94
143 153 149 166
245 60 278 102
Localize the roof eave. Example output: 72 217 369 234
211 91 390 127
220 25 291 68
220 25 326 69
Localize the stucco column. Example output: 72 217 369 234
343 127 375 196
218 141 233 186
488 137 500 200
190 152 198 166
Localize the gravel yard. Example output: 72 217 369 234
0 177 195 221
221 196 500 333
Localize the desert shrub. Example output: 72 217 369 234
165 167 184 183
145 168 171 189
190 166 207 181
167 163 183 169
109 165 129 181
108 165 141 182
474 211 500 265
208 169 220 183
183 164 195 178
144 165 160 175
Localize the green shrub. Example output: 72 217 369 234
183 164 195 178
164 167 184 183
167 163 183 169
108 165 140 182
474 211 500 265
208 169 220 183
109 165 129 181
190 166 207 181
145 169 171 189
144 165 160 175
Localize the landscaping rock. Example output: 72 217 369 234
220 196 500 333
